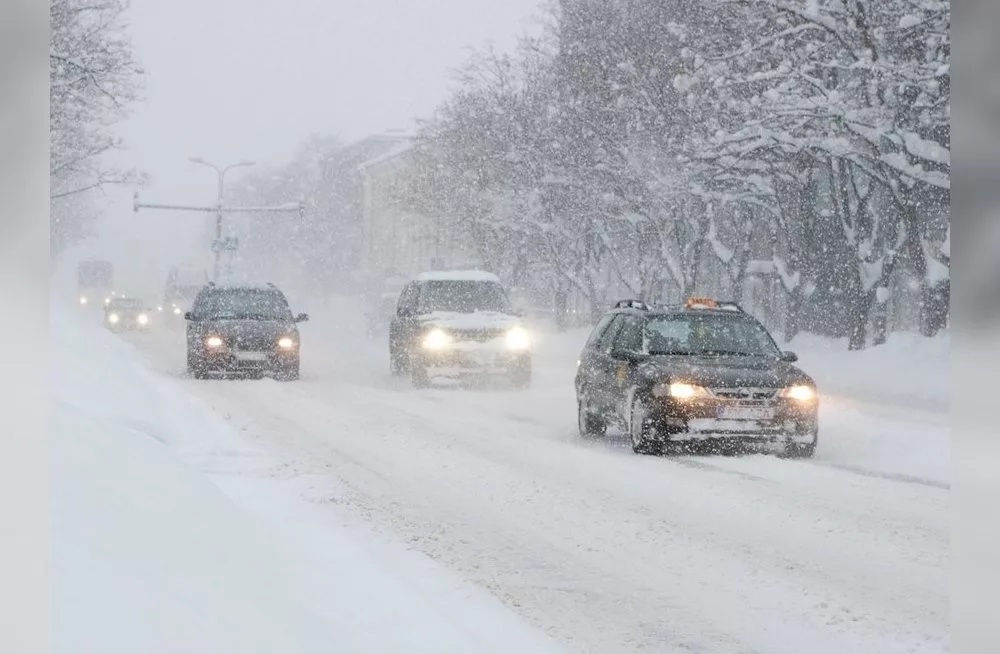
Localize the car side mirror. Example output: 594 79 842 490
295 313 309 323
183 311 195 321
780 351 798 362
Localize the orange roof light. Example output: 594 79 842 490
685 296 718 309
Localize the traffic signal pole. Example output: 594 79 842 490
132 158 304 281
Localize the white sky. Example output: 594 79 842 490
96 0 543 282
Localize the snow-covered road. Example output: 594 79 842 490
119 306 949 654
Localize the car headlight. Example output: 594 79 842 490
79 296 88 305
505 326 531 350
157 306 163 312
780 384 817 402
277 336 296 349
422 328 452 350
173 307 182 315
205 336 224 348
653 381 709 399
137 313 149 325
107 313 120 324
104 297 111 305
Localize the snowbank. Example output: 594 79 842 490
789 331 950 412
53 303 560 654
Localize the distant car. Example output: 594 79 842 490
104 297 153 332
77 259 114 307
388 270 532 388
575 297 818 457
183 282 308 380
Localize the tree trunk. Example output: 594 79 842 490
784 287 802 343
848 290 875 351
554 286 569 332
871 289 890 346
920 281 950 336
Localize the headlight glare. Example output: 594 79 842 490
278 336 296 349
107 313 120 324
505 326 531 350
79 296 88 305
653 382 709 399
205 336 224 348
422 328 452 350
173 306 182 315
137 314 149 325
781 384 817 402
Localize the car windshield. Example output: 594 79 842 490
644 314 781 357
195 289 292 320
109 299 142 310
417 280 511 314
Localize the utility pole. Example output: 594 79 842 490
133 157 305 281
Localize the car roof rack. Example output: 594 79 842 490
613 299 652 311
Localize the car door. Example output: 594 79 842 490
389 283 419 356
588 314 628 414
607 316 646 421
576 313 617 392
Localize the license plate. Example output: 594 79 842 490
235 351 268 361
718 406 775 421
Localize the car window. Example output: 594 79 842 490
415 280 510 313
398 284 417 314
596 315 625 353
585 314 617 349
645 314 781 357
613 316 644 353
193 289 292 321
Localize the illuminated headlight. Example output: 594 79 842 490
277 336 296 349
137 313 149 325
107 313 120 324
104 297 111 305
780 384 817 403
79 296 88 305
173 306 182 315
421 328 452 350
157 306 163 312
653 382 709 400
505 326 531 350
205 336 224 348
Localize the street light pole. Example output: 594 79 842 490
189 157 255 280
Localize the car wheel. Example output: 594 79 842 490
275 359 300 382
630 396 661 455
187 352 207 380
577 389 606 438
389 347 406 377
409 354 429 388
781 441 817 459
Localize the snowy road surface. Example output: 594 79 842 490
114 303 948 654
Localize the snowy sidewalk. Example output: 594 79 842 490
53 304 561 654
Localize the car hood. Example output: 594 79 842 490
418 311 522 331
639 355 813 389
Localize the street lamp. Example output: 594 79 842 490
189 157 256 279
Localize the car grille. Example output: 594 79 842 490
451 327 507 342
711 388 778 401
232 334 274 351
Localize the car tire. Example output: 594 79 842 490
187 352 207 380
781 441 817 459
409 353 430 388
275 360 300 382
577 391 606 438
630 396 662 455
389 347 406 377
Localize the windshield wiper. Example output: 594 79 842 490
648 350 694 356
696 350 760 357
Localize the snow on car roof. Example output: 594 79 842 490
415 270 501 283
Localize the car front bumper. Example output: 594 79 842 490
646 397 818 445
198 349 298 372
414 345 531 377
